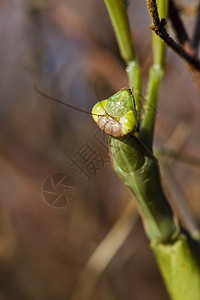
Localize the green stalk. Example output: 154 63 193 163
139 0 167 151
152 235 200 300
104 0 135 63
103 1 200 299
104 0 142 117
127 61 142 118
109 135 180 242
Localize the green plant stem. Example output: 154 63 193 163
126 61 142 118
104 0 135 63
104 0 142 117
104 1 200 299
109 135 180 242
152 234 200 300
139 0 167 151
139 65 163 151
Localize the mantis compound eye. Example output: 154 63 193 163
121 110 137 136
91 100 108 123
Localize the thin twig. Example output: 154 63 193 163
146 0 200 71
166 0 200 93
192 1 200 53
168 0 196 59
169 0 189 45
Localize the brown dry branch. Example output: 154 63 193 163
146 0 200 70
169 0 189 45
146 0 200 94
192 0 200 52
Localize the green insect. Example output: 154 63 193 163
35 87 139 138
92 88 138 137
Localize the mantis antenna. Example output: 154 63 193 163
34 86 102 117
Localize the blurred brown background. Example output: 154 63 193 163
0 0 200 299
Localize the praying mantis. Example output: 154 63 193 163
35 86 139 138
91 87 138 137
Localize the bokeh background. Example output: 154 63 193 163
0 0 200 299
